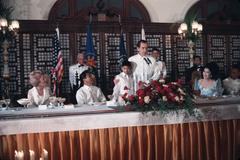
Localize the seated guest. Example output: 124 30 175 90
76 70 106 105
223 64 240 95
28 71 51 106
151 48 167 79
111 61 134 105
194 62 222 97
185 55 203 88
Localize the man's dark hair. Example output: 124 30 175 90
79 70 92 87
193 55 202 61
136 40 148 48
152 47 160 53
121 60 132 68
232 64 240 71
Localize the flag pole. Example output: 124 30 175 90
141 23 146 40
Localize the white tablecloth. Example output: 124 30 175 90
0 102 240 135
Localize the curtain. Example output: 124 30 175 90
0 119 239 160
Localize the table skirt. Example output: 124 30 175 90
0 119 239 160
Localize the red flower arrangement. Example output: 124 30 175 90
122 79 194 112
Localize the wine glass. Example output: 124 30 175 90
58 98 66 108
17 98 30 109
49 96 58 108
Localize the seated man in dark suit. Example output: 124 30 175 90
185 55 203 89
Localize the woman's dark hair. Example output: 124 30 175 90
79 70 92 87
204 62 219 80
232 64 240 71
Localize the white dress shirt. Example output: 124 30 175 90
223 77 240 94
69 64 89 88
27 87 51 106
76 85 106 105
128 54 160 91
112 72 134 103
156 61 167 79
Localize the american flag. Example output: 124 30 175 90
118 25 127 67
52 27 63 95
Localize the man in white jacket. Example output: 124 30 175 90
69 52 89 89
151 48 167 79
76 70 106 105
128 40 160 91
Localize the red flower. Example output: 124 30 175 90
151 80 159 86
156 86 165 94
136 89 145 97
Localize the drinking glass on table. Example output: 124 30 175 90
17 98 30 109
58 98 66 107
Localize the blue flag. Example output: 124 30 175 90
118 28 127 67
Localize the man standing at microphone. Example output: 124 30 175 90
128 40 160 92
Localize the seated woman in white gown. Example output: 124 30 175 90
76 70 106 105
194 62 223 97
27 71 51 106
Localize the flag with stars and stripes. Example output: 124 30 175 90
52 27 63 95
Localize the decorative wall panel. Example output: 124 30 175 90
104 33 124 94
229 35 240 67
8 36 21 95
22 33 32 95
164 35 173 78
207 35 227 77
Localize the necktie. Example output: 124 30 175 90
147 58 152 64
144 58 149 65
78 64 84 67
144 57 151 65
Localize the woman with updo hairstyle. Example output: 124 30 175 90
194 62 223 97
27 71 51 106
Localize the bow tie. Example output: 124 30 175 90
144 57 152 65
78 64 84 67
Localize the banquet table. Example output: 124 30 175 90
0 97 240 160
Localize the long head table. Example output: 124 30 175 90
0 97 240 160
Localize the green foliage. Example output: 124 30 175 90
0 0 14 43
0 0 13 19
